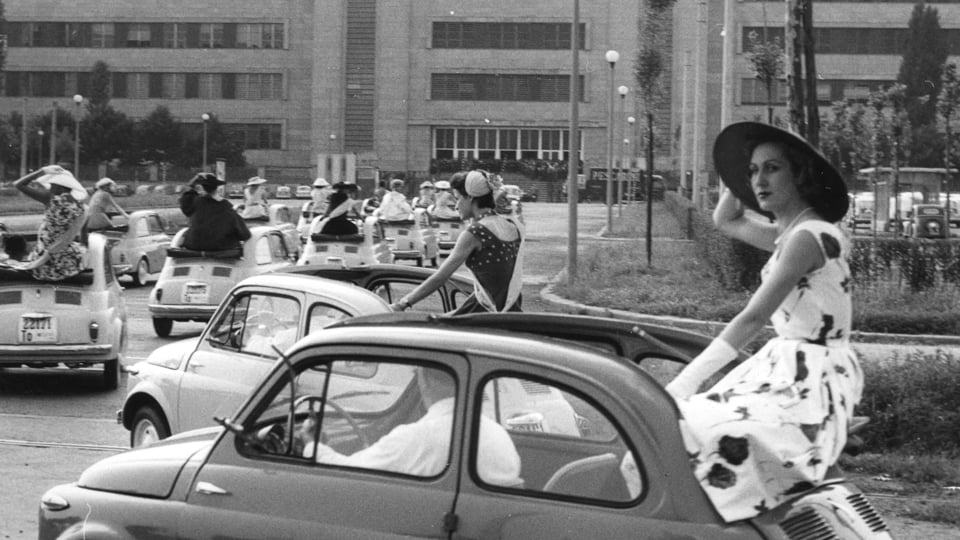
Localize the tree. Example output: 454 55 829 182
88 61 113 113
938 62 960 214
134 106 182 165
82 106 135 165
898 3 947 129
745 30 784 125
173 114 246 169
0 111 22 172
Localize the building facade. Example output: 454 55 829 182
671 0 960 203
1 0 642 183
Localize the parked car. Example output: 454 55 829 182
0 233 127 389
276 185 292 199
281 263 473 313
46 313 891 539
381 207 439 267
102 210 172 286
905 204 949 239
298 215 393 267
433 215 465 254
295 184 313 199
148 225 297 337
234 203 302 258
123 273 392 448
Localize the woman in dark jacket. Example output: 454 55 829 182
181 172 251 252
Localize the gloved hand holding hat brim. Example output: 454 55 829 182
36 167 87 202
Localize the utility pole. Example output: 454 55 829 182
785 0 805 137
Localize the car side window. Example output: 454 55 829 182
241 359 456 480
306 303 352 334
371 281 446 313
276 207 292 224
476 375 642 503
207 294 250 349
147 215 164 235
254 236 273 264
135 218 149 237
268 233 289 261
238 294 300 357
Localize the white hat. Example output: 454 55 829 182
313 177 330 188
38 167 87 202
419 180 435 189
96 177 116 189
434 180 451 190
465 170 494 197
246 176 267 186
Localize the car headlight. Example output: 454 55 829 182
40 492 70 512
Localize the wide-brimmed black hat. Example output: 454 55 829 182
713 122 848 223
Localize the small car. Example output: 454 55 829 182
227 184 244 199
0 232 127 390
497 185 525 225
281 263 473 313
45 313 891 539
298 215 393 267
122 273 392 448
235 203 302 259
148 225 297 337
102 210 172 286
432 215 465 254
295 184 313 199
381 207 439 267
276 185 292 199
905 204 949 239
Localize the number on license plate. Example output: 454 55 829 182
183 284 210 304
18 314 57 343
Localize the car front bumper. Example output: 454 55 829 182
148 304 217 320
0 343 115 363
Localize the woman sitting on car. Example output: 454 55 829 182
87 177 130 231
181 172 251 253
318 181 361 236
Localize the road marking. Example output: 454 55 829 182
0 438 125 452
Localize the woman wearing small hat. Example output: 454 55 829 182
413 180 436 209
430 180 459 219
662 122 863 521
376 178 414 221
240 176 269 220
181 172 251 252
391 170 524 314
298 177 333 237
12 165 88 280
87 177 130 231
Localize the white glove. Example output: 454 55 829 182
665 338 738 400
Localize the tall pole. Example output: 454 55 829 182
627 116 637 203
720 0 735 128
617 85 628 216
37 130 44 169
20 98 28 176
605 50 619 234
201 113 210 171
567 0 580 282
50 102 58 164
73 94 83 178
646 111 654 266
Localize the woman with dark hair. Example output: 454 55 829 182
318 181 360 235
12 165 88 280
391 170 524 313
181 172 251 252
662 122 863 521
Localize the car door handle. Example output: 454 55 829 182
195 481 229 496
189 360 204 369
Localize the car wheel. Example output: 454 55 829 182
103 359 120 390
130 405 171 448
153 318 173 337
133 258 150 287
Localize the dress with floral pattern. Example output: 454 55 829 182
675 220 864 522
28 193 86 281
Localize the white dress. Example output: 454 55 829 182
676 220 864 522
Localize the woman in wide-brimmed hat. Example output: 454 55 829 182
12 165 88 280
661 122 863 522
240 176 269 220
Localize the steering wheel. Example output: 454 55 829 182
294 395 371 449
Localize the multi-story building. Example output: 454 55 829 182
0 0 641 185
671 0 960 202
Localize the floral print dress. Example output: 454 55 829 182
675 220 864 522
28 193 86 281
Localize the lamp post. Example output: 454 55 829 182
627 116 636 203
617 85 629 216
604 49 619 234
73 94 83 178
201 113 210 171
50 102 58 164
567 0 581 282
37 130 44 169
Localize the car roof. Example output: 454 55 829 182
235 273 388 306
280 263 474 288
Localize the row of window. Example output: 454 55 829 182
434 128 579 161
4 72 283 100
432 22 586 50
5 22 284 49
431 74 585 102
741 78 892 105
743 26 960 55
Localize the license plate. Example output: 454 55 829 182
182 284 210 304
18 314 57 343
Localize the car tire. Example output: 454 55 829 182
133 258 150 287
153 318 173 337
103 359 120 390
130 405 171 448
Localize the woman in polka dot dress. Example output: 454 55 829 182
391 170 524 314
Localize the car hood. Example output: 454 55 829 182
78 427 220 498
145 337 201 370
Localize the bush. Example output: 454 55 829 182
851 238 960 292
857 350 960 456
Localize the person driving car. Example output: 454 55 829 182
302 366 521 486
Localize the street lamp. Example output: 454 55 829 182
73 94 83 178
37 129 44 170
617 85 629 216
201 113 210 171
627 116 636 203
604 49 619 234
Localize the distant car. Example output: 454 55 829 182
148 225 297 337
46 313 892 539
103 210 172 286
295 184 313 199
501 184 524 201
228 184 245 199
380 208 439 267
114 184 132 197
0 233 127 389
298 215 393 267
276 185 292 199
235 203 302 259
906 204 949 239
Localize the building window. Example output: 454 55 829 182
91 23 115 48
226 123 283 150
199 74 223 99
163 23 187 48
162 73 186 98
432 22 586 50
433 128 572 160
237 23 263 48
63 23 83 47
262 23 284 49
236 73 282 100
200 23 224 48
431 73 584 102
126 23 151 47
127 73 149 99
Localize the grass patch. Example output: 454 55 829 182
842 452 960 486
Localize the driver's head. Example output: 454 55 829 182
417 366 454 407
